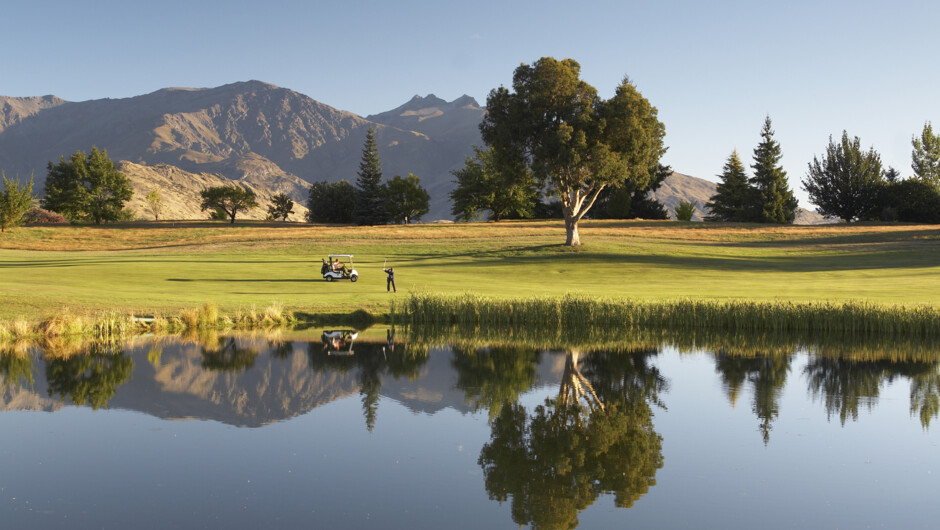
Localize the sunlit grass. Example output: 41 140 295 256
2 220 940 326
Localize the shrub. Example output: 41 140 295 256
22 207 69 224
674 200 697 221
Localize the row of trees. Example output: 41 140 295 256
707 121 940 224
306 127 431 225
802 124 940 222
0 137 428 228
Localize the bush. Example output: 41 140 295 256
22 207 69 224
878 179 940 223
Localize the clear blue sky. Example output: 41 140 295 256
3 0 938 206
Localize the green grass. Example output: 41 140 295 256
1 220 939 324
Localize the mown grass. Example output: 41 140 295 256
1 220 939 326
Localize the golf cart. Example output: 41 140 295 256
322 329 358 355
321 254 358 282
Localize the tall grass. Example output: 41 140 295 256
405 293 940 336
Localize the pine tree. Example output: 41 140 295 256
750 117 798 224
706 150 752 222
355 127 387 225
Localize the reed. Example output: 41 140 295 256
405 293 940 336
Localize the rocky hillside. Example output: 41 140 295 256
120 161 309 222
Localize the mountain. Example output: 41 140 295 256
651 171 826 224
0 83 482 220
1 83 823 223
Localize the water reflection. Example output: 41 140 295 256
479 348 664 528
2 327 940 527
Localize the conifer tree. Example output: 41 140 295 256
706 150 752 222
912 122 940 188
750 117 798 224
355 127 387 225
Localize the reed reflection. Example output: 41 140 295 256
476 347 665 529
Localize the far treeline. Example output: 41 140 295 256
2 56 940 242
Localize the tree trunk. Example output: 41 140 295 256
564 216 581 246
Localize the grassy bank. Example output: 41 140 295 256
404 293 940 335
1 220 940 325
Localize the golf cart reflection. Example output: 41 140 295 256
322 330 358 355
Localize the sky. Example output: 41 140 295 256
3 0 939 207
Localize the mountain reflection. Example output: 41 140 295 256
478 348 665 529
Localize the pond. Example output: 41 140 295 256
1 328 939 529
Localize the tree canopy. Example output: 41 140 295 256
199 185 258 224
0 172 34 232
383 173 430 224
41 147 133 224
306 180 356 223
450 146 537 222
481 58 666 245
803 131 884 222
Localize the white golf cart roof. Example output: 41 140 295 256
328 254 354 259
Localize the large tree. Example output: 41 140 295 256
0 172 34 232
750 117 798 224
803 131 884 222
355 127 388 225
383 173 430 224
450 146 537 221
481 58 666 245
706 150 754 222
912 122 940 188
42 147 133 224
199 185 258 224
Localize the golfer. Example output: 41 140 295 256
383 266 397 293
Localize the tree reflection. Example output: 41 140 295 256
910 369 940 429
478 348 664 528
45 343 134 410
804 357 938 427
0 348 34 390
200 337 259 372
713 352 791 444
452 344 541 419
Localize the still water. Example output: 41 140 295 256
1 329 939 529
